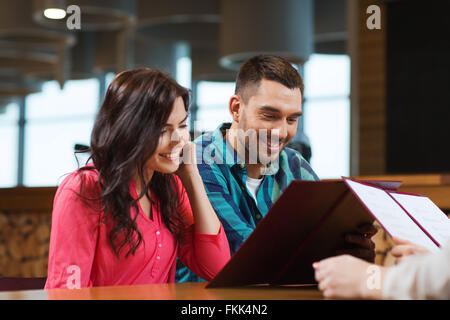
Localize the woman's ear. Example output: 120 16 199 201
229 95 242 123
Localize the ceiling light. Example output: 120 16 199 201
43 8 66 20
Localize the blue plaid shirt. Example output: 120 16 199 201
176 123 320 282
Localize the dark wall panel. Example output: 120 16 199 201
386 0 450 173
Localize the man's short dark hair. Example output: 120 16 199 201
235 55 304 103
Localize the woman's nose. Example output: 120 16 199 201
170 129 186 146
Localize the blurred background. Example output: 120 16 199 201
0 0 352 187
0 0 449 279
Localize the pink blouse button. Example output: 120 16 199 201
156 231 160 235
158 243 162 248
156 256 160 260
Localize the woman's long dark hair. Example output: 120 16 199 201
77 68 190 258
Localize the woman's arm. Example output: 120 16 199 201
174 172 230 281
45 171 100 289
176 142 221 235
383 241 450 299
174 142 230 280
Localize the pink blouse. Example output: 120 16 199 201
44 168 230 289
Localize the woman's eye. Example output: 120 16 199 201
179 124 188 129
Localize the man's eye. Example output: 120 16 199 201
263 113 275 119
287 118 297 123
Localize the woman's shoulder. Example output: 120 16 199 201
57 164 101 198
171 174 189 204
51 165 102 227
169 174 194 226
171 174 187 196
172 173 183 186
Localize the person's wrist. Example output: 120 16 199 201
178 165 201 184
360 266 387 300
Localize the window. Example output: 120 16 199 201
195 81 234 133
303 54 351 179
0 102 19 187
105 72 116 92
24 79 99 186
176 56 192 90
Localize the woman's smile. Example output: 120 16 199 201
159 152 181 162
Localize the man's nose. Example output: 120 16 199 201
273 121 288 141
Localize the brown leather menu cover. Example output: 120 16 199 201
207 179 401 288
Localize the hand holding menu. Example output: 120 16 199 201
207 178 450 288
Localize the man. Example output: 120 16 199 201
176 55 376 282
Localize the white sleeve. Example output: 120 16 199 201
382 240 450 299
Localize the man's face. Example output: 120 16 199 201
234 79 303 164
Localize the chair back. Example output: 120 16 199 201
0 277 47 292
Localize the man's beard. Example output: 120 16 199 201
236 125 287 165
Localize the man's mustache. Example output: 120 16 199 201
257 135 289 145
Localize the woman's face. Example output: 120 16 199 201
145 96 189 174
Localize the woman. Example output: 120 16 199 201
45 69 230 289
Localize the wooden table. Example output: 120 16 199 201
0 282 323 300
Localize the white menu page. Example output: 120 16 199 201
390 193 450 247
345 179 439 252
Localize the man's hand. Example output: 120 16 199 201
335 223 378 263
390 237 430 264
